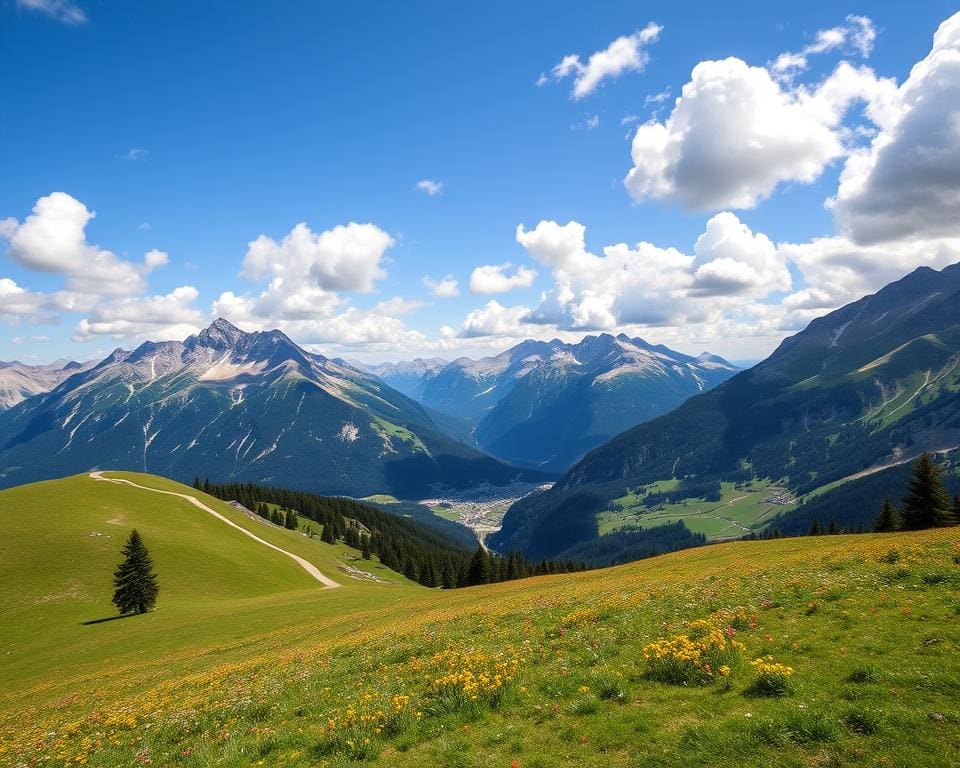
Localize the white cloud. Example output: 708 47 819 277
17 0 86 24
549 23 662 99
416 179 443 196
773 15 876 77
469 263 537 294
1 192 168 297
514 213 789 332
122 148 149 161
460 301 534 338
143 249 169 271
242 221 393 293
831 12 960 244
0 278 54 325
624 56 896 210
72 286 205 340
689 212 791 297
423 274 460 298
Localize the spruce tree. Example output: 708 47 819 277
466 545 491 586
321 523 337 544
808 519 822 536
360 535 372 560
874 499 900 532
112 529 159 615
953 495 960 523
284 509 298 530
902 453 951 529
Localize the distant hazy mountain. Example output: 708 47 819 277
0 320 544 497
491 263 960 561
365 358 448 399
391 335 738 472
0 359 93 410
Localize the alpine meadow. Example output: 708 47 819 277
2 3 960 767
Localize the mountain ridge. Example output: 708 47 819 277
375 333 738 471
0 319 546 497
490 262 960 560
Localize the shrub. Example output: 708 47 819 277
642 609 747 685
746 657 794 697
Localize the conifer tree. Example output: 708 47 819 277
360 535 372 560
284 509 298 530
466 545 491 586
902 453 951 529
874 499 900 532
808 519 822 536
112 529 159 615
952 495 960 523
321 522 337 544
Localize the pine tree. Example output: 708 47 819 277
827 520 839 535
874 499 900 532
902 453 951 529
466 545 491 586
952 495 960 523
112 529 159 615
284 509 298 530
321 523 337 544
360 535 372 560
808 519 822 536
270 509 283 526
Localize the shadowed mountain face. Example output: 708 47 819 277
0 320 545 497
378 335 738 472
491 263 960 560
0 359 94 410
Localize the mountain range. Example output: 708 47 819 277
372 335 739 472
0 359 93 410
0 320 545 497
491 263 960 560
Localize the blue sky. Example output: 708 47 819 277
2 0 960 364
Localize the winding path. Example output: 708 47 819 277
89 471 341 588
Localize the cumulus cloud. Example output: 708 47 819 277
514 214 789 332
831 12 960 244
210 219 433 348
1 192 171 297
469 263 537 295
0 278 55 325
689 212 791 297
460 301 534 338
416 179 443 196
17 0 86 24
548 23 662 99
423 274 460 298
624 57 896 210
72 286 205 340
242 221 392 293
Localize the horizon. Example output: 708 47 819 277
3 2 960 367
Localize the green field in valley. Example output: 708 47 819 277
600 479 795 539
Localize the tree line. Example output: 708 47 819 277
193 478 585 588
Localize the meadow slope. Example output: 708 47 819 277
1 473 959 767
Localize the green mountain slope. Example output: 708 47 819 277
491 263 960 560
2 474 958 768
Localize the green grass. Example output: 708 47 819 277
361 494 400 505
2 473 959 767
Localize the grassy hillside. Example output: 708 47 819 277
1 473 959 766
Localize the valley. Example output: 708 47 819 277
419 480 555 543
